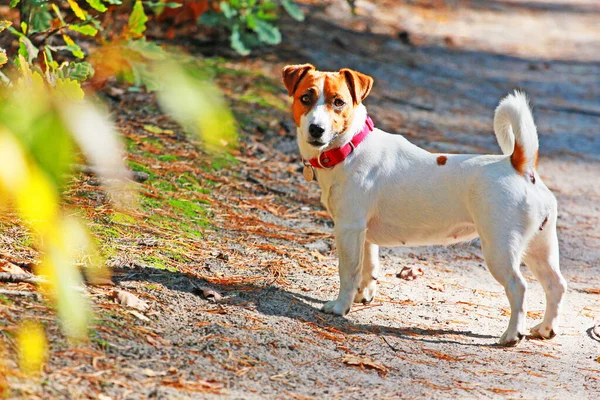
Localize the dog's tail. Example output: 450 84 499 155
493 91 539 174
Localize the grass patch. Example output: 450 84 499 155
157 154 178 162
142 255 177 272
111 212 136 225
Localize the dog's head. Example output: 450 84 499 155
282 64 373 150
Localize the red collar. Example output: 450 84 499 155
305 115 374 169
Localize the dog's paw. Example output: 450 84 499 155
354 280 377 304
499 330 525 347
530 323 557 340
322 299 351 316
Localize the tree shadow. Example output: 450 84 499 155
116 266 501 349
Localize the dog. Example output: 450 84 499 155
281 64 567 346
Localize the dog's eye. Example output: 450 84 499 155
334 98 345 107
300 95 311 105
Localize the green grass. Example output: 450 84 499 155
142 255 177 272
157 154 178 162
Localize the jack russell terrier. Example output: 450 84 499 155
282 64 567 346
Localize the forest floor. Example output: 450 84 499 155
1 0 600 398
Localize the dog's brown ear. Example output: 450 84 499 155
340 68 374 105
282 64 315 96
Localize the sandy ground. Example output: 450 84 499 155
2 0 599 398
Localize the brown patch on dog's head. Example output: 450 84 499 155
340 68 374 106
436 155 448 165
322 72 357 135
282 64 315 96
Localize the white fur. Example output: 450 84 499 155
298 92 566 346
494 91 539 163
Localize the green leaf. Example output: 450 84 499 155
220 1 236 19
128 0 148 37
9 0 20 7
29 8 53 34
198 11 224 27
251 19 281 45
69 24 99 36
281 0 304 21
19 36 39 63
126 38 166 61
62 34 85 59
67 0 88 21
62 62 95 81
85 0 108 12
230 24 250 56
0 21 12 33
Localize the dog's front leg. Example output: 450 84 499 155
322 222 367 316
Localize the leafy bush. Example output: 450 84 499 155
199 0 304 55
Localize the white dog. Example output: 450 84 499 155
282 64 567 346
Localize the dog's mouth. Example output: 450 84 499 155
308 140 327 147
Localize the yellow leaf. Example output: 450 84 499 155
66 0 87 20
17 321 47 375
55 78 85 101
37 218 91 339
16 167 59 232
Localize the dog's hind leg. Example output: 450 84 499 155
523 212 567 339
480 232 529 346
354 242 379 304
322 221 367 316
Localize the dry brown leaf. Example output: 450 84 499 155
397 266 424 280
310 250 326 262
161 376 223 393
194 286 222 302
0 261 27 275
113 290 149 311
582 288 600 295
427 283 445 292
89 277 114 286
129 310 150 322
143 368 167 377
146 335 171 347
342 354 389 376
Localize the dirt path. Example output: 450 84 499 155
2 1 599 398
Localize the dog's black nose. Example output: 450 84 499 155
309 124 325 138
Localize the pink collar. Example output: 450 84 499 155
305 115 374 169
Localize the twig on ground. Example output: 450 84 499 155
0 273 43 285
0 289 41 300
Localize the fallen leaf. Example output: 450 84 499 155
88 277 114 286
146 335 171 347
129 310 150 322
113 290 149 311
397 266 424 280
342 354 389 376
143 368 167 377
582 288 600 295
311 250 326 262
0 261 27 275
193 286 222 302
143 124 164 134
427 283 445 292
161 376 223 393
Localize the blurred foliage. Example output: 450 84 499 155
0 0 238 377
200 0 304 55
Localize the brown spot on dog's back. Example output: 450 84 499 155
436 155 447 165
511 143 527 175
